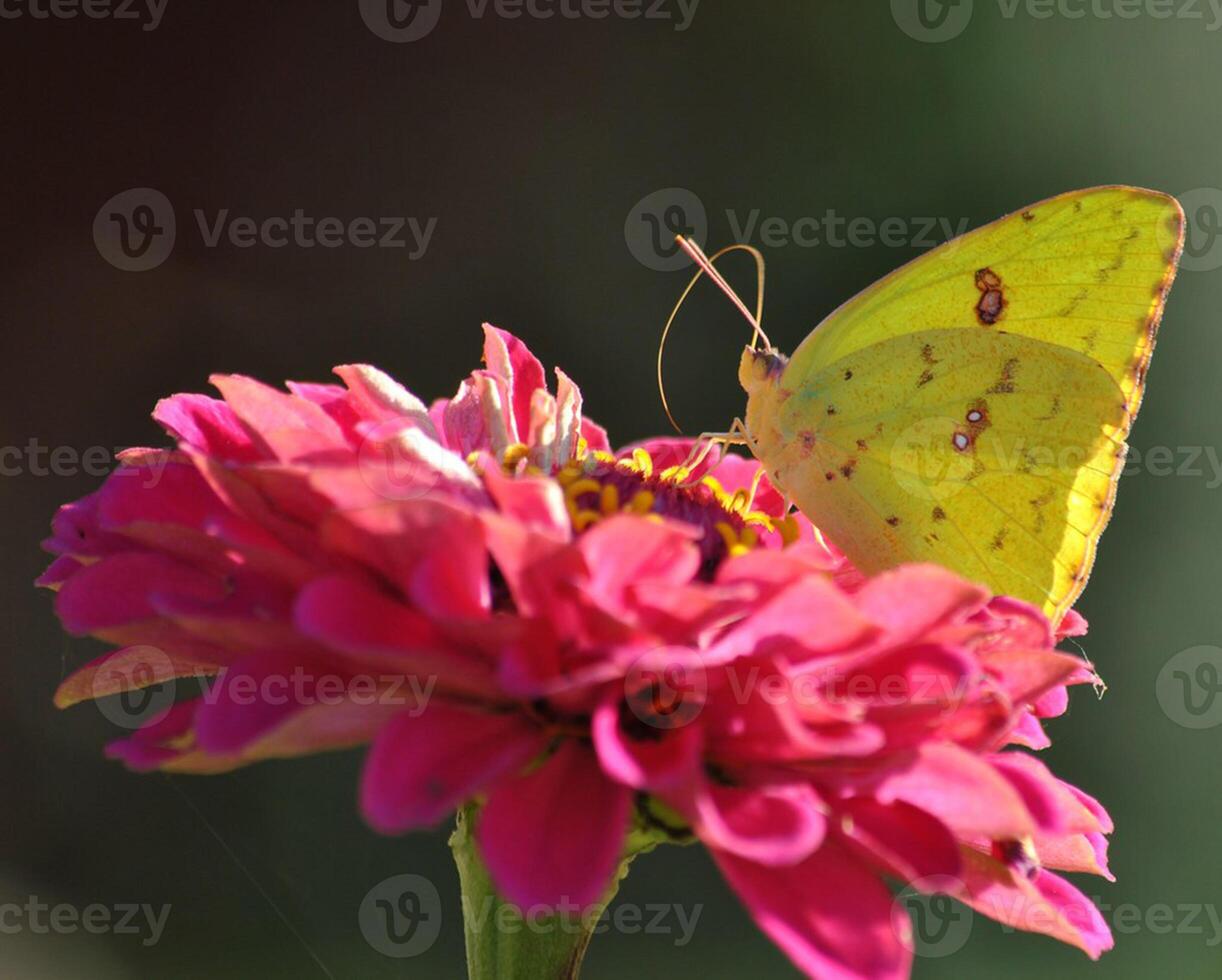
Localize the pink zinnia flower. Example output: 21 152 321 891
42 326 1115 979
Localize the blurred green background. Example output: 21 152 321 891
2 1 1220 976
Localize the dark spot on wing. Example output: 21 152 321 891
1029 488 1055 535
1021 210 1035 222
1034 394 1061 421
932 506 946 522
986 357 1019 395
840 459 857 479
921 343 940 365
886 516 901 527
975 267 1007 325
843 369 853 381
1058 287 1089 317
825 470 835 481
990 528 1008 551
856 438 869 451
826 404 837 416
917 368 935 387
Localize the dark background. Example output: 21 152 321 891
3 1 1221 976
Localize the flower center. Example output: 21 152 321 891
548 447 793 577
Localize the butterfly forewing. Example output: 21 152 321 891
748 187 1184 622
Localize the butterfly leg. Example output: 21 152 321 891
674 419 751 486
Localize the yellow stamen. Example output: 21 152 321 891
714 521 739 552
564 477 602 503
502 443 530 469
628 490 655 514
600 483 620 515
631 448 653 478
572 509 602 531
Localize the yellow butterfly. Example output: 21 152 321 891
669 187 1184 625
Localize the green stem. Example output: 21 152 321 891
449 804 635 980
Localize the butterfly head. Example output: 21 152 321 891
738 344 789 396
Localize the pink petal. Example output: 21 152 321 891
54 645 221 709
55 552 227 634
870 744 1037 840
477 742 631 910
716 839 912 980
707 576 874 664
293 575 499 699
333 363 437 438
579 515 701 613
682 782 827 867
591 686 704 791
209 374 347 460
482 324 547 445
838 799 961 883
480 461 570 537
991 752 1103 835
361 703 546 833
855 565 988 642
957 847 1113 959
192 651 347 754
153 392 264 461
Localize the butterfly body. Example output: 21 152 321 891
740 186 1184 623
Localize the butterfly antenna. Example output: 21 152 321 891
657 237 770 433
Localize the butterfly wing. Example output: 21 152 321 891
746 186 1184 622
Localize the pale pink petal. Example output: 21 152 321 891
482 324 547 444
